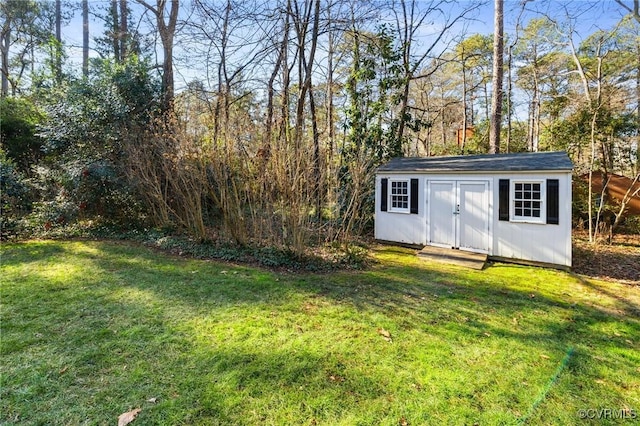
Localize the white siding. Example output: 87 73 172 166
375 175 426 245
375 170 572 267
491 172 572 266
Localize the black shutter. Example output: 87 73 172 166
499 179 510 221
410 178 419 214
547 179 559 224
381 178 388 212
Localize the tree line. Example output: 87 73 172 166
1 0 639 249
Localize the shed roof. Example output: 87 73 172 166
377 151 573 173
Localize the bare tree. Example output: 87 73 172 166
136 0 179 110
615 0 640 22
264 4 290 162
392 0 481 150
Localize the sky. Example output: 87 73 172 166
57 0 635 90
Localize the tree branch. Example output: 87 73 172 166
614 0 640 23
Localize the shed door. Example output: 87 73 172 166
428 180 489 253
428 181 456 248
457 181 490 253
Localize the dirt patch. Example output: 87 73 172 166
572 231 640 284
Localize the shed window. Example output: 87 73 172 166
390 180 409 212
512 181 544 223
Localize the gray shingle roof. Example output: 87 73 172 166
377 151 573 173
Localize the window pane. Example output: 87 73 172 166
515 183 522 191
524 183 531 190
533 183 540 191
533 210 540 217
515 208 522 216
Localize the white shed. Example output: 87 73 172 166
375 151 573 267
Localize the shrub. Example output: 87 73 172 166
0 154 34 239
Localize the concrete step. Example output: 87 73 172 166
417 245 487 270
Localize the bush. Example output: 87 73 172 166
0 154 34 239
0 97 45 176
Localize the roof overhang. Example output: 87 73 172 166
377 151 574 174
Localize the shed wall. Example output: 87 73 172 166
375 171 572 267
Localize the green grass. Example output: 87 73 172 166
1 240 639 425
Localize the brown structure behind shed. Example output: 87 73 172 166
581 171 640 216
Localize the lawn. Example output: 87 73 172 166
1 240 639 425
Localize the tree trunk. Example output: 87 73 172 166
212 0 230 148
111 0 120 62
82 0 89 76
326 5 335 165
308 0 321 219
489 0 503 154
120 0 128 59
160 0 179 110
506 44 512 152
137 0 179 111
293 0 312 154
264 8 289 162
1 23 9 97
55 0 62 83
461 55 468 154
281 0 291 147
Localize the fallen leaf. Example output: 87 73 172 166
59 366 68 375
146 397 158 403
399 416 409 425
378 328 393 342
540 354 550 360
118 408 141 426
529 294 536 299
483 332 491 337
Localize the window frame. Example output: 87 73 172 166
388 179 411 213
510 180 546 223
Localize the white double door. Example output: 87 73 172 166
428 180 490 253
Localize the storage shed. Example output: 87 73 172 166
375 151 573 267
